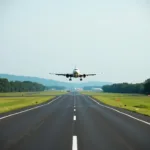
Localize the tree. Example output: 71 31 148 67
0 78 46 92
0 78 10 92
144 78 150 94
102 83 144 94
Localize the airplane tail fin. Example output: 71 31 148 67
75 65 77 69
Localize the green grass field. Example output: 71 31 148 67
81 91 150 116
0 91 67 113
0 90 66 97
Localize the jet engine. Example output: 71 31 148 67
83 74 86 78
66 74 69 78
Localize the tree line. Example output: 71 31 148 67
102 78 150 94
0 78 45 92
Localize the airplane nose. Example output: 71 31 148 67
74 71 78 75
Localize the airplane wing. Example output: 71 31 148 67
49 73 73 77
85 74 96 76
79 74 96 77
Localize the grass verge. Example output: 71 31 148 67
0 90 67 97
81 91 150 116
0 91 66 113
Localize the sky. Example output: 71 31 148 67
0 0 150 83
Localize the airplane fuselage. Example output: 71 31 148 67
73 68 80 78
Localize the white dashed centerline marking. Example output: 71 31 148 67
72 136 78 150
72 95 77 150
73 116 76 120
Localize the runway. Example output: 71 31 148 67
0 92 150 150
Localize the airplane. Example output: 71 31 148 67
49 67 96 81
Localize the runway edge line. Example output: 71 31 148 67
89 96 150 126
0 96 61 120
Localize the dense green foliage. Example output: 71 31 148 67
102 83 144 93
144 79 150 94
102 78 150 94
0 78 45 92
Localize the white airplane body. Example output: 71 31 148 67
49 67 96 81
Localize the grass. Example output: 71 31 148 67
0 91 67 113
0 90 67 97
81 91 150 116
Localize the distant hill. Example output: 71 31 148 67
0 74 112 88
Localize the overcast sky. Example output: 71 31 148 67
0 0 150 83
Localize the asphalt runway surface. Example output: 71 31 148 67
0 92 150 150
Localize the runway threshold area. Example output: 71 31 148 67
0 93 150 150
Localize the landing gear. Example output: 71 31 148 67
80 78 83 81
69 78 72 81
